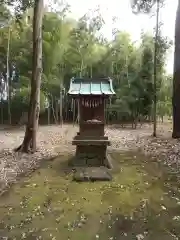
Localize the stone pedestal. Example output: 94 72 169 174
72 133 111 166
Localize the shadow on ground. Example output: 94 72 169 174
0 151 180 239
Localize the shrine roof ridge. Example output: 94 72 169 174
68 77 116 96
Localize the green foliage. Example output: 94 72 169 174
0 4 11 25
0 4 172 124
157 74 172 118
0 0 34 17
11 88 46 117
131 0 164 13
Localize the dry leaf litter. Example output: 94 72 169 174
0 123 179 194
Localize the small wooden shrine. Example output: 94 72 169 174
68 77 115 169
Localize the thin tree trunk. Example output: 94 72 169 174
15 0 43 153
161 115 163 123
55 98 59 123
60 80 63 126
0 99 3 125
73 99 76 126
75 62 83 124
47 105 50 125
152 0 160 137
7 26 11 125
172 0 180 138
51 95 57 124
90 65 92 78
0 82 3 124
65 93 68 122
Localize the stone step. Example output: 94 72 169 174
74 135 108 140
73 167 112 182
72 139 110 146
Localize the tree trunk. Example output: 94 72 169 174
172 0 180 138
59 81 63 126
7 26 11 125
55 98 59 123
47 104 50 125
15 0 43 153
51 95 57 124
73 99 76 126
0 101 3 124
152 0 160 137
0 85 3 124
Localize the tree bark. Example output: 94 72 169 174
172 0 180 138
7 26 11 125
15 0 43 153
152 0 160 137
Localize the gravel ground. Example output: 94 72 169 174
0 123 179 194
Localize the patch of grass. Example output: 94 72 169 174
0 151 180 239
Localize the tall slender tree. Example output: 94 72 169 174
131 0 180 138
172 0 180 138
16 0 44 152
152 0 160 137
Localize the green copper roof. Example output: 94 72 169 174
68 77 115 95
